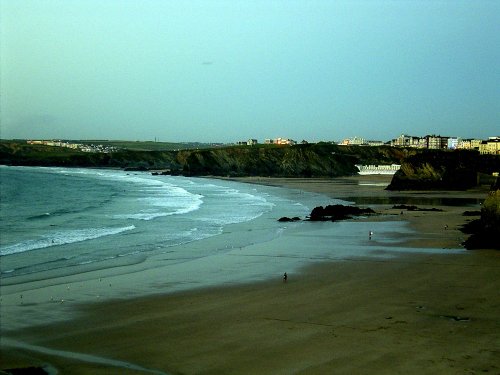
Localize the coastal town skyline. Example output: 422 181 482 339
1 1 498 142
21 133 500 155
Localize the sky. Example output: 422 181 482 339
1 0 499 143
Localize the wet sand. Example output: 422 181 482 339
1 176 499 374
236 175 487 250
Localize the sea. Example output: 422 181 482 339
0 166 317 282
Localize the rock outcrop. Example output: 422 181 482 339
462 189 500 250
308 204 375 221
277 217 302 222
387 150 500 190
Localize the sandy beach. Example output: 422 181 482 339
1 176 499 374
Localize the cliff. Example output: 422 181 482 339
3 141 497 183
176 143 362 177
462 188 500 250
0 142 177 170
0 141 407 178
387 150 500 190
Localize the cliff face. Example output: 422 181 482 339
176 144 359 177
0 141 407 178
482 189 500 227
3 141 497 183
173 143 410 177
463 189 500 250
387 150 500 190
0 142 178 170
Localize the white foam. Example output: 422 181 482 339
112 192 203 220
0 225 136 256
166 227 216 243
105 174 205 221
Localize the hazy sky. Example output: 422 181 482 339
1 0 499 143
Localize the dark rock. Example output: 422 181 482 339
462 210 481 216
461 219 483 234
308 204 375 221
462 231 499 250
392 204 443 212
461 190 500 250
278 216 301 222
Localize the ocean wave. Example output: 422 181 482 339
168 227 216 242
113 211 170 221
194 187 274 226
95 173 206 220
114 190 204 221
138 193 203 210
27 213 52 220
207 185 273 207
112 197 203 220
26 204 104 220
196 210 267 226
0 225 136 256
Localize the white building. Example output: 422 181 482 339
340 136 365 146
355 164 401 175
447 137 459 150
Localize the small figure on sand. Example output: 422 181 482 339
283 272 288 283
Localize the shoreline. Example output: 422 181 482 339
2 176 499 374
222 175 488 250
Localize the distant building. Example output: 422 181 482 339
479 137 500 155
26 140 117 153
355 164 401 175
426 135 441 149
340 136 365 146
390 134 426 148
265 137 296 145
471 139 482 150
425 135 449 149
391 134 412 147
278 138 296 145
234 139 257 146
447 137 459 150
366 140 385 146
456 139 482 150
457 139 472 150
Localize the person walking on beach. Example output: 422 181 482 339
283 272 288 283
